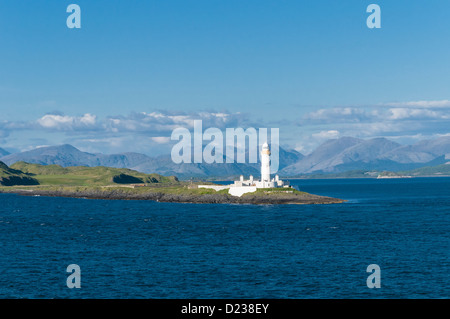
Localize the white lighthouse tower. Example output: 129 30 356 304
198 141 289 196
261 142 271 185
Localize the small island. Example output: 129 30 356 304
0 161 344 205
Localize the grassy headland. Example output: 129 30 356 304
0 161 344 205
0 161 39 186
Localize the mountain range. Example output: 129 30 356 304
280 136 450 175
1 136 450 178
0 144 303 179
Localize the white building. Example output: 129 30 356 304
199 143 290 197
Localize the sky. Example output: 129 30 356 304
1 0 450 155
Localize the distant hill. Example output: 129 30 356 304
0 144 153 168
400 163 450 177
0 148 10 157
281 136 450 176
1 144 94 166
0 144 303 179
2 135 450 178
0 161 39 186
281 137 362 175
379 136 450 163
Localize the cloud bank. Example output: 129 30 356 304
0 110 253 154
1 100 449 155
294 100 450 154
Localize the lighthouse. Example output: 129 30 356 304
198 141 289 196
261 142 271 183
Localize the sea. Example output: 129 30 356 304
0 177 449 299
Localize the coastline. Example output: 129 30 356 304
0 186 345 205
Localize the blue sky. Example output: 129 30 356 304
1 0 450 155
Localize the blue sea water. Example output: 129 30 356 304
0 177 449 299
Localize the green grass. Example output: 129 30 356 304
33 174 94 186
400 164 450 176
0 161 39 186
8 162 179 186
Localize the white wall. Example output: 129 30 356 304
228 186 257 197
199 185 258 197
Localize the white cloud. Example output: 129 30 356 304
37 113 97 130
103 111 250 134
301 107 373 124
1 111 252 146
1 104 449 156
387 108 445 120
300 104 450 134
151 136 171 144
294 100 450 153
79 113 96 125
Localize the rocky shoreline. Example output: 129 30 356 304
0 187 345 205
